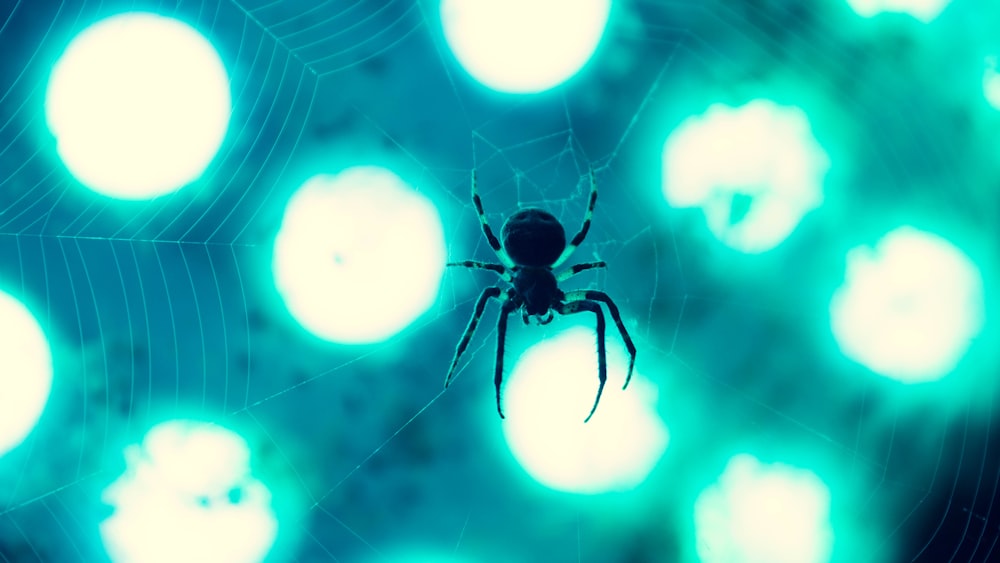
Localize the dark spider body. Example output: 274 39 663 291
511 267 563 322
444 168 637 423
503 208 566 322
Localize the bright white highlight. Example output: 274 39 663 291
502 327 668 494
984 57 1000 111
45 12 231 199
830 226 983 383
695 454 834 563
662 100 829 253
0 292 52 457
440 0 611 93
273 166 446 344
845 0 952 21
100 420 278 563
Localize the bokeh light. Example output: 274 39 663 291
502 326 668 494
0 291 52 458
100 420 278 563
440 0 611 94
0 0 994 560
984 56 1000 110
661 99 829 253
830 226 984 383
273 166 446 344
45 12 231 199
844 0 952 22
694 454 834 563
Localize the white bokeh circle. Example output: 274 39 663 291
502 326 667 494
0 291 53 457
440 0 611 93
273 166 446 344
45 12 231 199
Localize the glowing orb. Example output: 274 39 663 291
662 99 829 253
440 0 611 93
100 420 278 563
273 166 446 344
830 226 983 383
0 292 52 457
45 12 231 199
985 56 1000 110
502 327 668 494
845 0 952 22
694 454 834 563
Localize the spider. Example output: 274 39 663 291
444 167 637 423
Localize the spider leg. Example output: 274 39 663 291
471 169 515 268
447 260 512 282
445 286 507 388
566 289 637 390
552 166 598 268
555 299 607 423
556 260 607 282
495 298 516 419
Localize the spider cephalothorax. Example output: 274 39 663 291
444 167 637 423
511 266 562 320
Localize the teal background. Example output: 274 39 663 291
1 0 999 561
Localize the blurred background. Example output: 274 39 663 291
1 0 999 561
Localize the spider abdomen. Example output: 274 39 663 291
501 208 566 267
512 267 563 316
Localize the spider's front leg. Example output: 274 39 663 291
555 299 607 423
569 290 636 389
470 169 515 268
556 260 607 282
552 166 598 268
494 299 516 419
445 286 506 387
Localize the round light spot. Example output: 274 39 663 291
845 0 952 22
45 12 231 199
0 291 52 457
502 326 667 494
440 0 611 93
273 166 446 344
100 420 278 563
662 99 829 253
984 56 1000 111
694 454 834 563
830 226 984 382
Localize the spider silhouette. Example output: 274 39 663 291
445 167 636 423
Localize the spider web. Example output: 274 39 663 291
0 0 998 562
